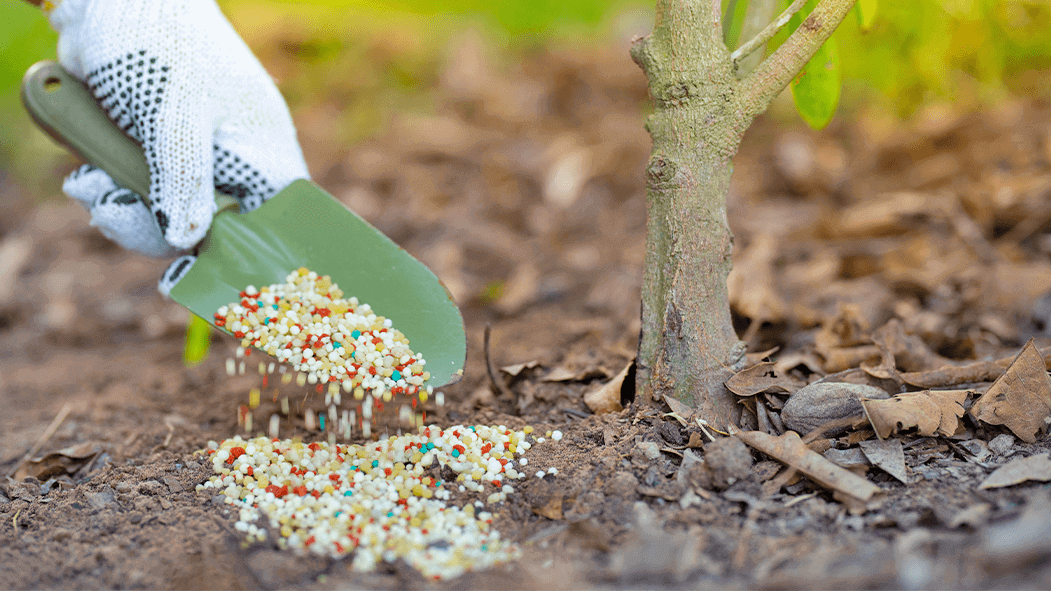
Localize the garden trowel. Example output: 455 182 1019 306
22 61 466 386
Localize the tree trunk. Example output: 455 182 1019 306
630 0 856 428
631 0 748 428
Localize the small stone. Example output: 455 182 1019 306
116 482 134 494
163 476 184 493
86 487 117 510
634 441 661 462
138 480 166 496
679 490 702 509
704 437 752 490
988 434 1016 456
677 449 713 491
781 382 890 435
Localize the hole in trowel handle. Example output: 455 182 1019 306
43 76 61 92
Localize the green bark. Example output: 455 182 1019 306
632 0 856 429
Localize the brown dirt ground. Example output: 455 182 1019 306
3 39 1051 590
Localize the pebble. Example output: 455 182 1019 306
988 434 1016 455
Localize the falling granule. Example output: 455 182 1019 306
197 423 540 579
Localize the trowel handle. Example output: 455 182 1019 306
21 61 237 213
22 61 154 203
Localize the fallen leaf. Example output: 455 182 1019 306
665 395 695 422
861 389 968 439
686 432 705 448
978 453 1051 490
584 360 631 414
813 303 874 370
728 233 788 325
725 362 800 397
981 490 1051 568
735 430 881 510
540 365 609 382
858 438 908 484
823 447 870 469
971 339 1051 443
874 319 951 373
500 360 539 377
16 442 103 481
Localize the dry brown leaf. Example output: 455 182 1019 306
900 345 1051 389
584 360 631 414
665 395 696 423
735 430 881 509
725 361 800 397
824 346 883 373
858 438 908 484
978 453 1051 490
540 366 587 382
861 390 968 439
728 233 787 324
971 339 1051 443
16 442 102 481
500 360 539 377
814 303 872 353
874 319 951 373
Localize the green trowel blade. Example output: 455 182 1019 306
22 60 466 387
171 180 466 386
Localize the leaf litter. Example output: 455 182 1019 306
4 31 1051 590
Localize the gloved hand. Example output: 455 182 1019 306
46 0 310 295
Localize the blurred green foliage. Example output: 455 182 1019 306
3 0 1051 194
183 314 213 366
789 0 842 129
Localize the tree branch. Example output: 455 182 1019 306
731 0 808 65
736 0 857 121
735 0 781 78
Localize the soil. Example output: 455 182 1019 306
4 38 1051 590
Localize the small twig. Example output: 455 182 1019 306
737 0 857 121
12 509 21 533
695 418 719 441
731 0 808 64
483 324 514 400
6 404 72 479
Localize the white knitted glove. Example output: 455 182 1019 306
47 0 309 294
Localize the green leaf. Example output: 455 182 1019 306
854 0 877 32
722 0 751 49
789 1 841 130
183 314 213 367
